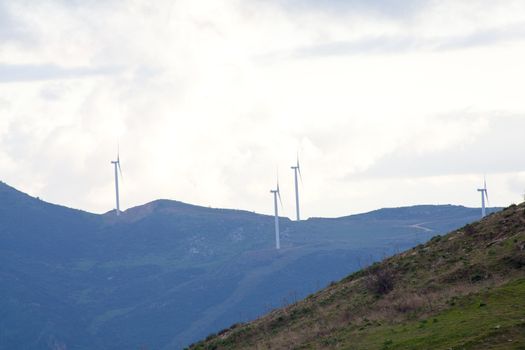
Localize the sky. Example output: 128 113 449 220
1 0 525 218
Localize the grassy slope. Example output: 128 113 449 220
190 203 525 350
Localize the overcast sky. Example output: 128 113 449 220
1 0 525 218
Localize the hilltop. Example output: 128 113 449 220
190 203 525 349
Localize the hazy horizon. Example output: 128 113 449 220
0 180 504 220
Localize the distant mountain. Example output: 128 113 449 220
191 202 525 349
0 181 502 349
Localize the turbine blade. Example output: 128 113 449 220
118 161 123 180
296 154 303 183
275 167 282 208
276 168 280 192
484 177 489 204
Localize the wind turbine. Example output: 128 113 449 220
290 155 302 221
111 149 123 216
477 178 489 218
270 178 283 250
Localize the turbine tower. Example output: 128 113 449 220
290 156 302 221
270 179 283 250
477 178 488 218
111 150 123 216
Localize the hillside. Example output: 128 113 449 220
189 203 525 350
0 182 503 349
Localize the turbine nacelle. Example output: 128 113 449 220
291 156 301 172
477 178 489 218
477 180 489 201
270 184 283 208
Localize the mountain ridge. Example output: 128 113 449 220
0 181 506 349
1 180 498 222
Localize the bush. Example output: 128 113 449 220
365 266 394 295
381 339 394 349
464 224 476 236
205 333 216 341
503 250 525 269
470 272 489 283
431 235 442 242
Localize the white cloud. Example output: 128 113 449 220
0 0 524 218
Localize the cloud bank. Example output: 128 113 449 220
0 0 524 217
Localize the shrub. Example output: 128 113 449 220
217 327 229 336
431 235 442 242
503 250 525 269
381 339 393 349
470 272 489 283
205 333 216 341
364 266 394 295
464 224 476 236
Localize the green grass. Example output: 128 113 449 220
350 279 525 350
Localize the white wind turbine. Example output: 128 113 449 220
477 177 489 218
290 155 302 221
111 149 123 216
270 177 283 250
